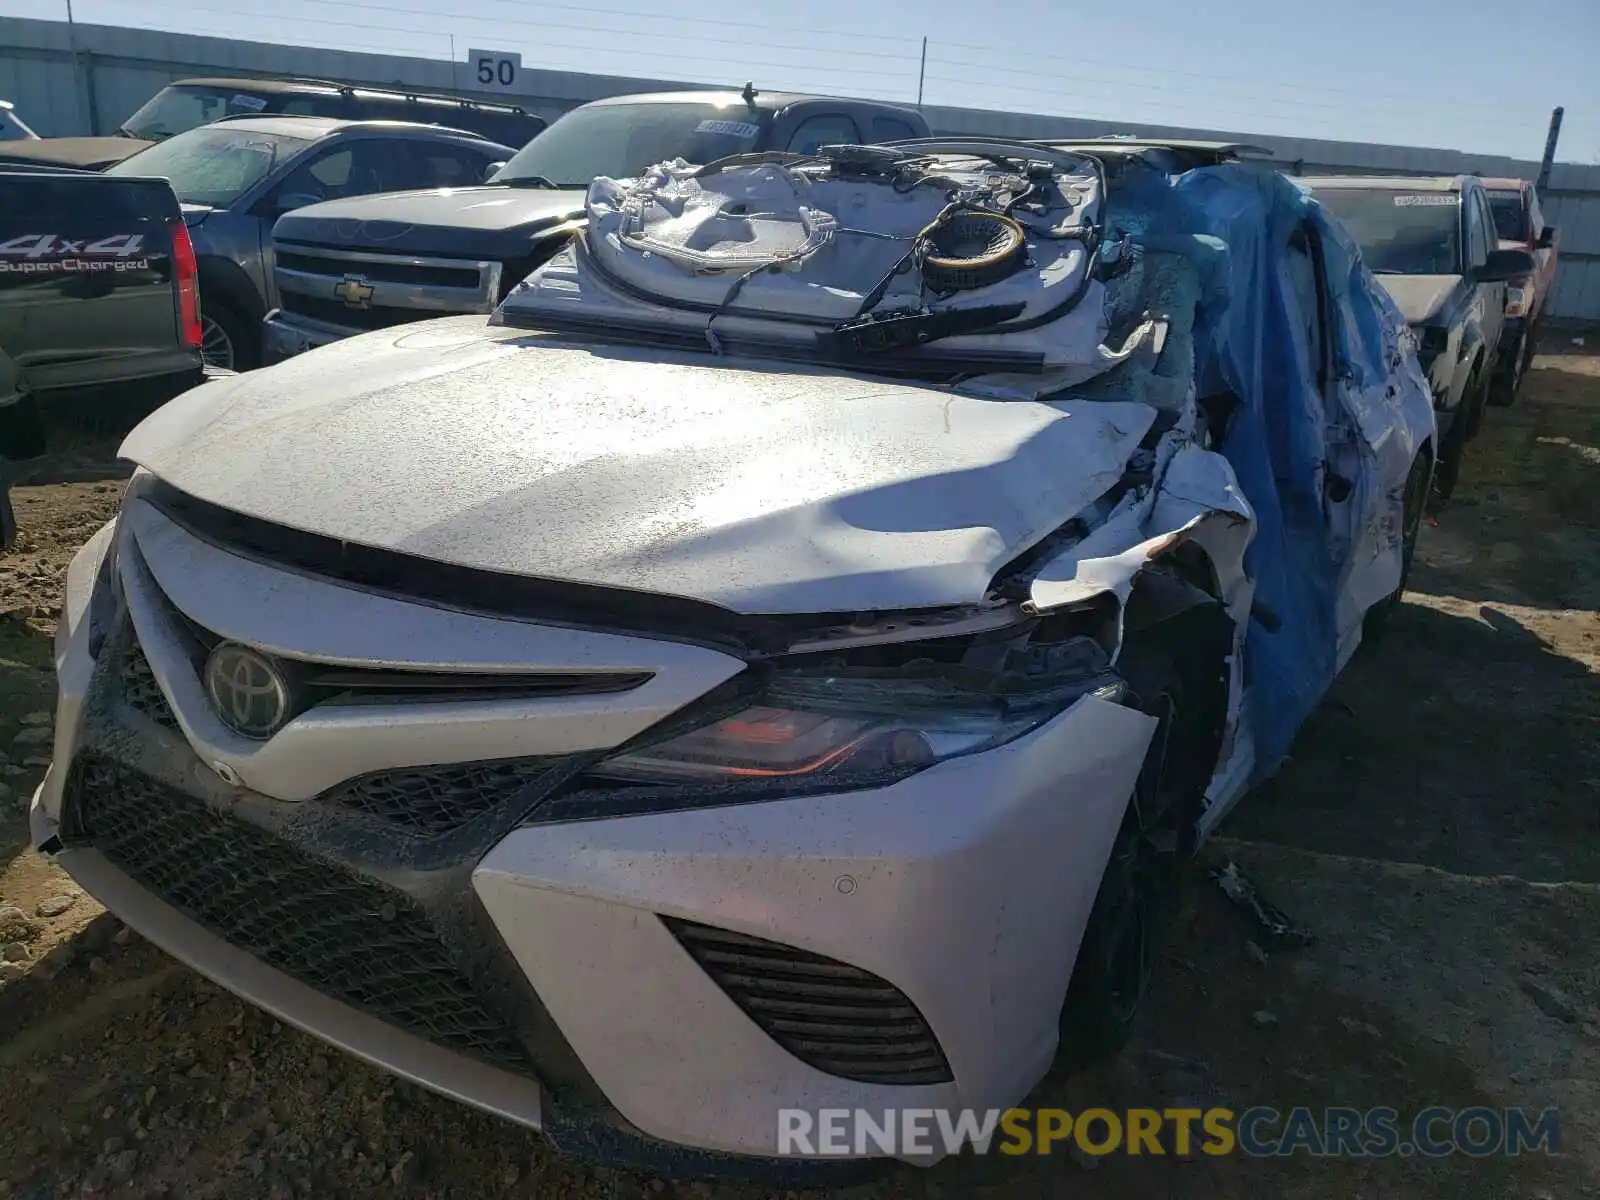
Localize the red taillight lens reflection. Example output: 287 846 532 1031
172 221 203 349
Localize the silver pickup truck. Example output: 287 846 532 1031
262 87 931 361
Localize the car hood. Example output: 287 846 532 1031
0 135 149 170
272 185 587 261
120 318 1157 616
1374 274 1460 326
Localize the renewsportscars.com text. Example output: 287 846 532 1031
777 1106 1561 1158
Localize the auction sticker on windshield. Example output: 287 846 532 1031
695 119 761 138
1394 195 1459 206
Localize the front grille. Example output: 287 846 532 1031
278 294 419 331
64 753 532 1074
321 759 564 835
118 638 181 732
276 250 481 289
665 919 953 1086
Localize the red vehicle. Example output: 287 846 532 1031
1484 177 1559 405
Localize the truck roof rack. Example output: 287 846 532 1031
175 75 532 117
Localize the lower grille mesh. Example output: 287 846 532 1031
664 919 953 1086
64 753 532 1074
320 759 563 835
118 639 181 732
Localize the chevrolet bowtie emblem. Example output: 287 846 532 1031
333 274 375 308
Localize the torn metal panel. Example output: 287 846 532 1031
1025 443 1255 615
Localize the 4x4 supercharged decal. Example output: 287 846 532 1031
0 233 152 274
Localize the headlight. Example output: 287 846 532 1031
1505 284 1531 319
590 652 1123 788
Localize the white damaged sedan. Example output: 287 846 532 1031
33 138 1434 1175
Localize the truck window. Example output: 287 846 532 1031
407 143 495 189
786 115 860 155
869 116 919 142
494 102 767 188
279 95 348 119
1312 188 1461 276
121 85 272 141
1487 190 1528 243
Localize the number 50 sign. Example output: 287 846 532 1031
467 48 521 91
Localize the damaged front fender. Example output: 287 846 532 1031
1025 442 1256 624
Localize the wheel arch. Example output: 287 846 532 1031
195 254 267 324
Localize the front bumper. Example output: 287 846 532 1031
33 514 1153 1168
261 309 359 364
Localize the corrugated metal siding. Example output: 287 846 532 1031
5 13 1598 320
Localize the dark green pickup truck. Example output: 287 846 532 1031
1 169 206 547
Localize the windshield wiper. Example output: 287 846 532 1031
820 303 1027 358
502 174 564 189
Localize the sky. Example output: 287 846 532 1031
4 0 1597 161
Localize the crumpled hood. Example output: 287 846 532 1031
1374 274 1460 326
121 318 1156 615
272 186 586 261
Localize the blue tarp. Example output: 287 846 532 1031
1098 162 1429 778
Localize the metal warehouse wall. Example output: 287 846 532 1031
5 14 1598 320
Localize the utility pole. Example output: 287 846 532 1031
64 0 100 135
449 33 460 98
916 36 927 109
1536 107 1563 191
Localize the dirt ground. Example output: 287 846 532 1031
0 337 1596 1199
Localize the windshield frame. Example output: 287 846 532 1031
1312 186 1464 277
495 100 772 188
106 125 311 208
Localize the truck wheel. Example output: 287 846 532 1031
200 304 258 372
1432 412 1466 503
1463 365 1490 440
1489 330 1527 408
1055 632 1221 1071
1362 450 1429 643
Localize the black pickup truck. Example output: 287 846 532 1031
263 86 931 361
1 170 205 547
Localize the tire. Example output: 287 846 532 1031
1362 450 1429 643
1488 330 1527 408
200 302 258 373
0 479 15 552
1056 631 1223 1070
1463 363 1490 441
1432 407 1468 503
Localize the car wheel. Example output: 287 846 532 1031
1362 450 1429 643
1432 409 1467 504
1489 331 1527 408
1055 642 1213 1070
200 304 258 373
0 477 15 552
1463 365 1491 440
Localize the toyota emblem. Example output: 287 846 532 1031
204 642 293 739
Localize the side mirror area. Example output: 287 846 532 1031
1536 226 1557 250
1474 248 1536 284
484 161 508 183
272 192 325 216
